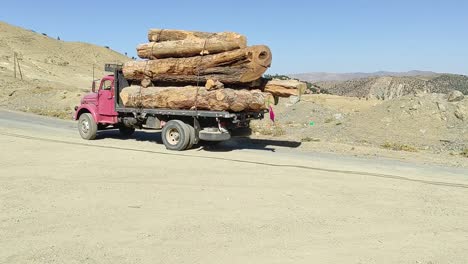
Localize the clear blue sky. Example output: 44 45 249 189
1 0 467 75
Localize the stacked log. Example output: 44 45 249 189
120 86 273 112
120 29 306 112
123 45 272 84
263 79 307 97
139 31 247 59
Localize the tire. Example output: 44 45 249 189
78 113 97 140
185 124 197 150
119 126 135 137
161 120 190 151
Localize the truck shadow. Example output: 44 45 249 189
201 137 302 152
96 130 162 143
96 130 301 152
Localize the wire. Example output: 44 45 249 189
194 34 215 114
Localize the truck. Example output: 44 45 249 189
73 64 266 151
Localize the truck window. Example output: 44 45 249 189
101 80 112 90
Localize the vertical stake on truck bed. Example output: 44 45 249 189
194 34 214 116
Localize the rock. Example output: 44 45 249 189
447 90 464 102
454 105 467 121
409 104 419 110
437 102 446 112
333 113 343 120
289 95 300 104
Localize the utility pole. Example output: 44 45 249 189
16 53 23 80
13 52 17 79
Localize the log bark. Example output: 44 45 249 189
263 79 307 97
123 45 272 84
120 86 273 112
138 35 247 59
148 29 246 43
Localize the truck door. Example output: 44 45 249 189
97 79 117 116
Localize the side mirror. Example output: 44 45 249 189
92 81 96 92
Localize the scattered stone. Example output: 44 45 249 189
409 104 419 110
447 90 464 102
454 105 467 121
333 113 343 120
437 102 446 112
289 95 300 104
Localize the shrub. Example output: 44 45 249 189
381 142 418 152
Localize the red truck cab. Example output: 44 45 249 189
74 75 118 125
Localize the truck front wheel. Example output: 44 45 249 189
78 113 97 140
161 120 190 151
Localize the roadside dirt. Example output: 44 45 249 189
1 113 468 264
251 94 468 167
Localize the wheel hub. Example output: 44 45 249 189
81 120 89 133
167 128 180 145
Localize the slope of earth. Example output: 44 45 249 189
251 94 468 165
316 74 468 100
430 74 468 95
0 21 130 118
289 70 439 82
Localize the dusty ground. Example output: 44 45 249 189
251 94 468 167
1 110 468 264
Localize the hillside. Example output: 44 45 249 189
315 74 468 100
0 21 130 117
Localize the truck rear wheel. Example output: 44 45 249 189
78 113 97 140
185 124 197 150
162 120 190 151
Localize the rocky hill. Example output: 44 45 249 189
289 70 440 82
315 74 468 100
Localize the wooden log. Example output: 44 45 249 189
263 79 307 97
205 79 224 90
148 29 246 43
123 45 272 84
120 85 273 112
138 34 247 59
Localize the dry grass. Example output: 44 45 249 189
461 149 468 158
381 142 418 152
251 122 286 137
301 137 321 142
25 107 72 120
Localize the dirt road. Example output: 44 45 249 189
1 109 468 264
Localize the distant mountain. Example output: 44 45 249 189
315 74 468 100
289 71 440 83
